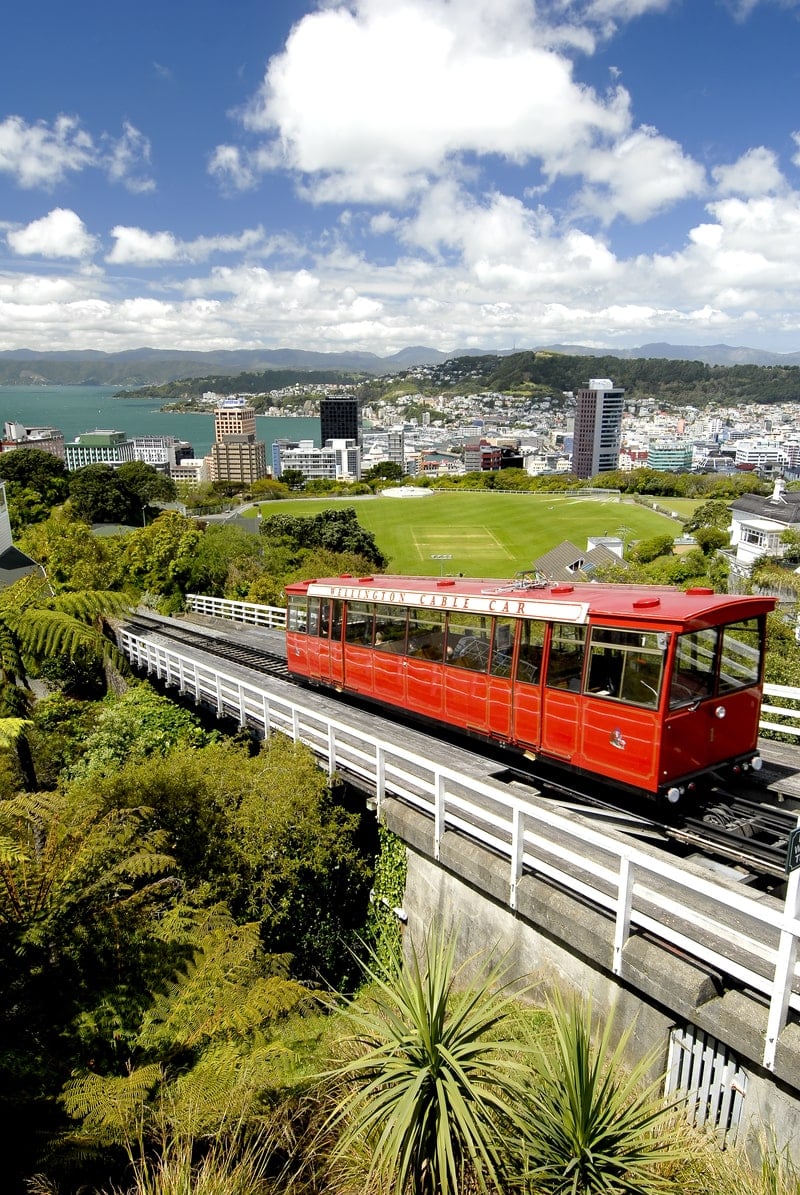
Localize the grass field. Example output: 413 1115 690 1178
251 491 682 577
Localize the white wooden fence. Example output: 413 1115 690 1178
120 624 800 1072
184 594 800 738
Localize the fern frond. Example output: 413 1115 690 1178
61 1064 163 1147
0 716 31 747
51 590 131 622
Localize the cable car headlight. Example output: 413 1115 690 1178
666 786 682 804
751 755 763 771
714 705 726 719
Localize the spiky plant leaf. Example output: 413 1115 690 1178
323 920 536 1195
518 990 686 1194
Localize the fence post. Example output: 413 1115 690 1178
434 771 446 861
510 803 525 910
375 743 386 815
613 854 635 975
764 861 800 1070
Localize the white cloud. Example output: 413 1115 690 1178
107 225 267 265
107 227 181 265
0 115 94 189
6 208 98 259
104 122 156 194
233 0 630 205
712 147 785 197
569 126 706 222
0 114 156 193
208 144 257 192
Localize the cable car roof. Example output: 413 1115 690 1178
286 575 776 627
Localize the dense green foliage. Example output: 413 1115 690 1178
102 350 800 410
519 993 682 1193
260 506 389 570
427 351 800 407
68 461 176 525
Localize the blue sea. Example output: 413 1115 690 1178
0 385 321 458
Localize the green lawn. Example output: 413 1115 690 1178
251 491 681 577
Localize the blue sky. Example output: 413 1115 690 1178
2 0 800 357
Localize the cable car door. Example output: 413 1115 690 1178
540 623 585 762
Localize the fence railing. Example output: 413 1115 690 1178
185 594 286 629
120 625 800 1072
183 595 800 738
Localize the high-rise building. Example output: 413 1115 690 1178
210 398 267 486
572 379 625 479
214 398 256 440
320 396 361 447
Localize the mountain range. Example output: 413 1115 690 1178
0 342 799 388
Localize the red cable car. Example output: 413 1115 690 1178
285 574 776 806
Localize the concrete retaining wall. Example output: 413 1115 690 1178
382 795 800 1167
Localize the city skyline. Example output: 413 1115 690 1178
2 0 800 358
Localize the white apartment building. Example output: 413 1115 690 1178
171 458 211 486
733 439 789 475
274 438 361 481
129 435 184 473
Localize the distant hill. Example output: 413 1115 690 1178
0 341 798 387
0 345 459 387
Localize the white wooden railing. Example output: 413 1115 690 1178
183 595 800 739
120 624 800 1072
185 594 286 629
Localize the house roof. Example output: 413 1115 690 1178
731 493 800 527
0 545 44 590
533 539 628 583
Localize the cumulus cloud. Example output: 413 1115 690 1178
712 147 785 197
569 126 707 222
0 113 155 193
7 208 98 259
222 0 634 206
0 115 95 189
107 225 267 265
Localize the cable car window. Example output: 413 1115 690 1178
446 613 491 672
407 608 445 662
330 600 343 642
546 623 586 691
670 628 717 707
374 605 407 651
307 597 323 637
587 627 665 708
490 617 517 678
344 601 374 646
718 617 762 693
287 595 307 633
516 619 546 684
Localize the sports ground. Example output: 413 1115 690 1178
253 490 685 577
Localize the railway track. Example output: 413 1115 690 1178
122 613 799 886
126 616 291 681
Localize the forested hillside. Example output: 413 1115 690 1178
121 352 800 407
458 351 800 405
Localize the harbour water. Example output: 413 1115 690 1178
0 386 321 459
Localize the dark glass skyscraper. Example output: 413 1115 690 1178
320 396 361 446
